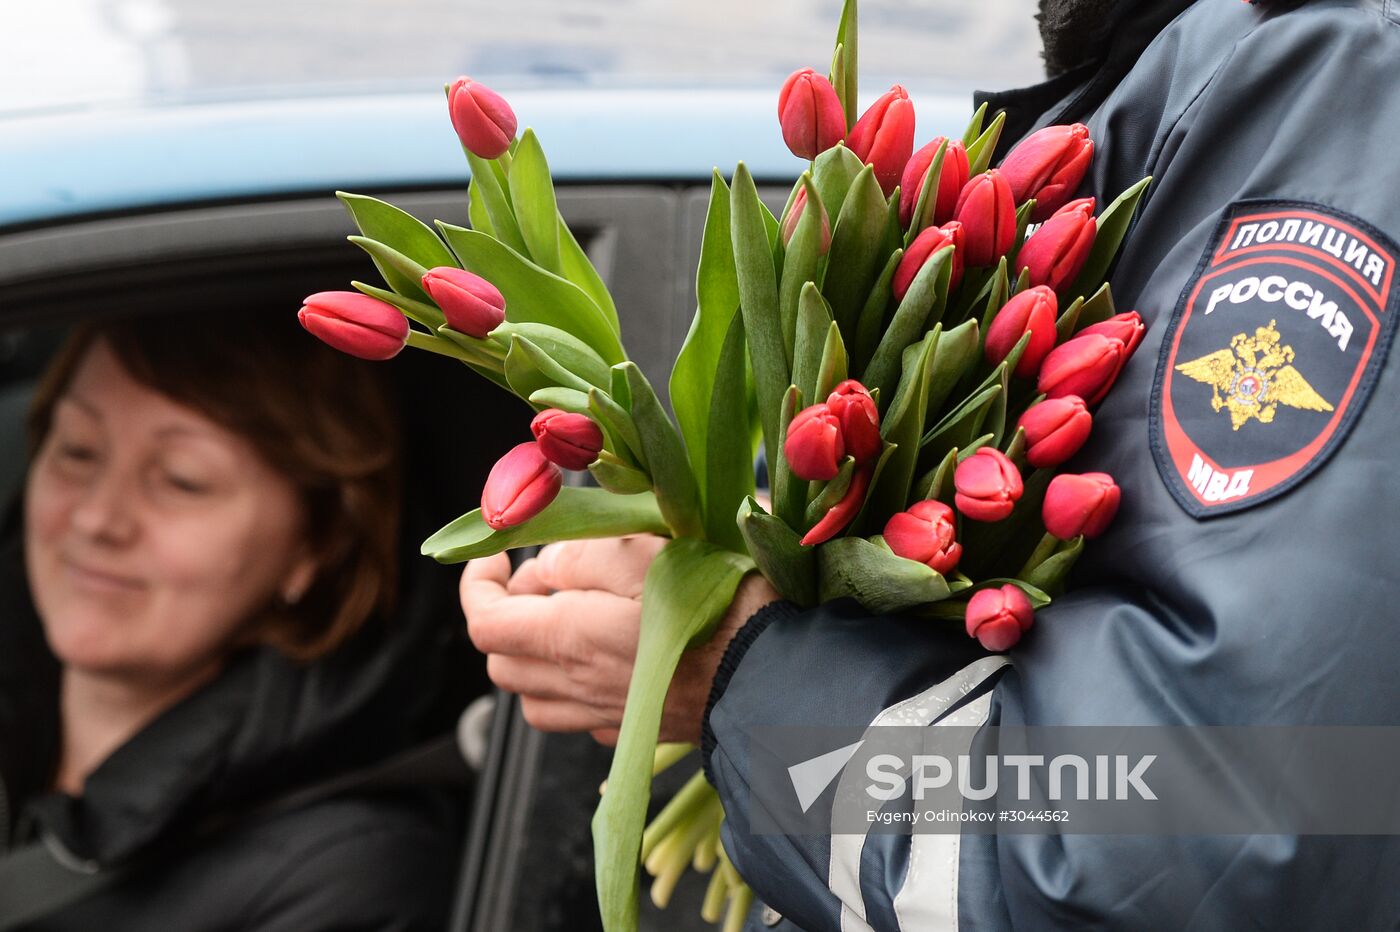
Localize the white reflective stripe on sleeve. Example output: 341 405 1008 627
893 689 998 932
828 656 1011 932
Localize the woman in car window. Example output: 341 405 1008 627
0 312 461 931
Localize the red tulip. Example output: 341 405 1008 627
998 123 1094 221
1017 396 1093 469
1079 311 1147 360
984 285 1058 379
782 187 831 254
530 409 604 470
778 68 846 161
422 267 507 338
1017 197 1097 294
800 464 874 547
899 137 970 228
825 380 882 464
965 584 1034 652
884 500 962 575
784 403 845 481
298 291 409 361
893 223 963 302
1036 333 1126 406
846 85 916 197
447 77 517 160
481 442 562 530
1043 472 1121 540
953 170 1017 266
953 447 1024 522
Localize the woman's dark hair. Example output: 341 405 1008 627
25 311 402 661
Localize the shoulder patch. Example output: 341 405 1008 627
1149 200 1399 518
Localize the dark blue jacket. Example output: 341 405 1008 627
704 1 1400 928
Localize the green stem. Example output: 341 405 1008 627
1016 531 1060 579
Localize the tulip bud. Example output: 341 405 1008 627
1017 197 1097 294
984 285 1059 379
953 447 1024 522
892 224 963 302
1079 311 1147 360
953 169 1017 266
1036 333 1126 406
998 123 1094 221
965 584 1034 652
481 442 562 530
1043 472 1121 540
782 187 831 254
784 403 845 481
846 85 916 197
825 380 882 464
421 266 507 338
778 68 847 161
799 463 874 547
884 500 962 575
1017 395 1093 469
530 409 604 471
447 77 518 160
298 291 409 361
899 137 971 228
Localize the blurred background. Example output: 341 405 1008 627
2 0 1044 115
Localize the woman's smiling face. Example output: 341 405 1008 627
24 339 317 681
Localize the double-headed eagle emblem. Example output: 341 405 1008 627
1175 320 1334 431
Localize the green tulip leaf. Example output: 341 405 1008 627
491 321 611 389
823 166 889 341
465 150 530 256
588 387 646 470
852 248 901 376
961 102 989 148
812 144 865 223
778 174 828 369
420 486 669 563
1022 534 1084 598
863 330 938 529
906 139 948 244
1053 295 1087 344
528 386 592 416
965 109 1007 178
730 163 789 484
1074 282 1117 332
814 320 850 403
703 310 756 552
864 246 952 405
619 362 703 539
438 223 625 365
504 334 594 400
1066 176 1151 300
831 0 859 129
912 446 959 503
737 496 818 606
771 385 808 534
339 193 459 281
805 456 856 529
467 179 495 239
347 235 434 305
589 451 655 495
818 536 951 613
956 467 1054 580
593 538 756 932
791 284 832 413
351 280 444 330
557 215 621 335
507 129 562 274
672 171 740 503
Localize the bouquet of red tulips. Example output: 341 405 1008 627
297 2 1148 928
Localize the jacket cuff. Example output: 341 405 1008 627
701 598 803 786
